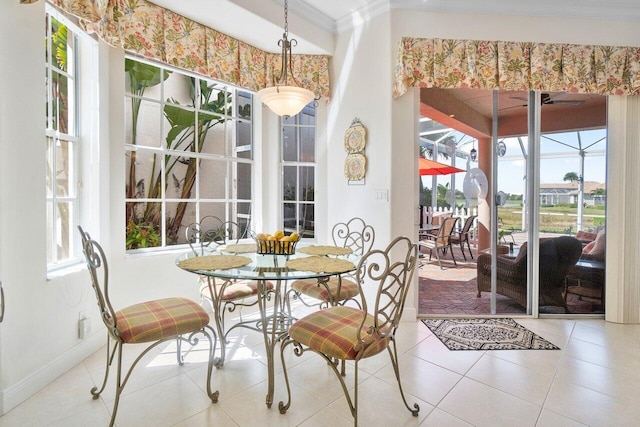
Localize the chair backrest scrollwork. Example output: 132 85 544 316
354 236 418 352
185 216 252 256
332 217 375 256
78 226 120 340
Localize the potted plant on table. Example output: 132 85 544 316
497 229 510 255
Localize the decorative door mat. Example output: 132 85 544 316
421 318 560 350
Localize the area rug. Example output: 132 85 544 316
421 318 560 350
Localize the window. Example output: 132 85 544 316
124 58 253 251
281 104 316 238
45 7 82 269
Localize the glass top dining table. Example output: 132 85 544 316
175 243 360 408
175 246 361 281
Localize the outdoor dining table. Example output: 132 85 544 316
175 242 359 408
419 223 441 239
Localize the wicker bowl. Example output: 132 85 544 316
255 238 298 255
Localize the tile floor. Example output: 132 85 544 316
1 303 639 427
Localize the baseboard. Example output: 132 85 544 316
0 331 104 415
401 307 417 322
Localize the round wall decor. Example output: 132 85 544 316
344 153 367 180
344 120 366 153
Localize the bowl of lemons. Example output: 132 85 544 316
255 230 300 255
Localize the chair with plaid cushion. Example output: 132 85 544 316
278 236 420 426
78 227 217 427
185 216 274 366
290 217 375 309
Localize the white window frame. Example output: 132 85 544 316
123 56 254 252
46 4 97 272
280 104 316 239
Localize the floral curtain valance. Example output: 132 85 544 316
393 37 640 98
46 0 330 99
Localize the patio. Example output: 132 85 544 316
418 232 604 316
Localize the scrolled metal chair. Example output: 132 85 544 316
289 217 375 309
185 216 274 366
78 226 217 427
278 236 420 426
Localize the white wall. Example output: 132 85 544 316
328 13 419 313
328 13 395 244
0 2 101 414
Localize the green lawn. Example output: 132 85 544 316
498 205 605 234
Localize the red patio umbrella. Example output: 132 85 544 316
419 157 465 176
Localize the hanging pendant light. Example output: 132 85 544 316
257 0 316 117
470 141 478 162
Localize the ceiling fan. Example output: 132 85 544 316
508 92 586 108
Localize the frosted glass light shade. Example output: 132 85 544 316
257 85 315 117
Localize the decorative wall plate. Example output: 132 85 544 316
344 153 366 180
344 122 366 153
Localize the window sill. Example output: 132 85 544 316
47 261 85 280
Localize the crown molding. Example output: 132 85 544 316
274 0 337 34
389 0 640 21
335 0 390 33
292 0 640 36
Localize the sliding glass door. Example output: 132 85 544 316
417 88 606 317
490 90 607 316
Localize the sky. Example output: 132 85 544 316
424 128 607 196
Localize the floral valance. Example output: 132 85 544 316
393 37 640 98
46 0 330 99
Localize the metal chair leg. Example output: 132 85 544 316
387 340 420 418
90 334 115 400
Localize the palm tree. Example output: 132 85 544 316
563 172 580 182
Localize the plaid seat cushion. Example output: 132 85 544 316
115 297 210 344
289 306 389 360
200 279 274 301
291 277 359 302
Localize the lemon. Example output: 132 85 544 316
290 232 300 241
273 230 285 240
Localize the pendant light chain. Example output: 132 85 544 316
284 0 289 37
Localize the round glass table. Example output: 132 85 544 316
176 246 360 408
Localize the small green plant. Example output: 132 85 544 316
126 221 161 250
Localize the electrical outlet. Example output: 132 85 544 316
78 317 90 340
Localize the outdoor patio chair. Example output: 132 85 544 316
290 217 375 309
78 227 218 427
185 216 274 366
476 236 582 312
450 215 477 260
418 216 459 269
278 236 420 426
